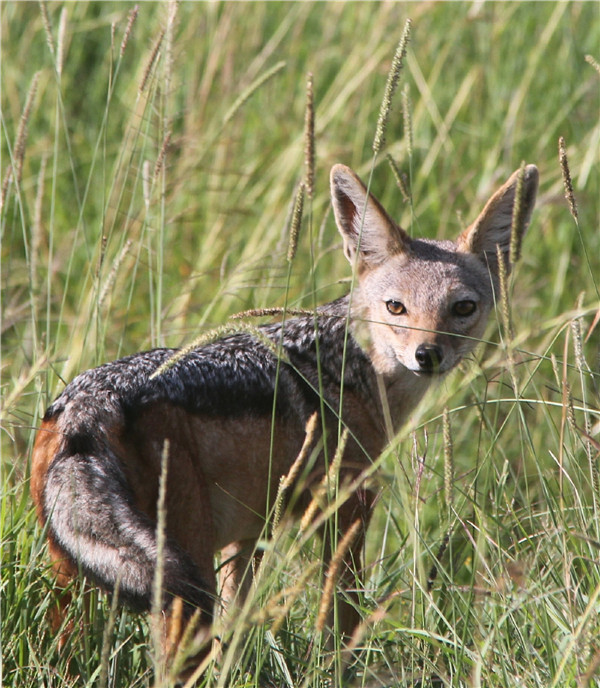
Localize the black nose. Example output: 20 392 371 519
415 344 443 372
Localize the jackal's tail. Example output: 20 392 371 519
35 429 213 621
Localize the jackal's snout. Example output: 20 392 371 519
414 343 443 374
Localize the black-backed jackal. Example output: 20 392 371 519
31 163 538 670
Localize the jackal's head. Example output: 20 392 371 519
331 164 538 377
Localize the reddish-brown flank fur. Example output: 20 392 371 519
31 418 62 523
31 419 77 584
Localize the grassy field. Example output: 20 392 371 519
1 2 599 687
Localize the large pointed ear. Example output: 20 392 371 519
457 164 539 272
330 164 410 269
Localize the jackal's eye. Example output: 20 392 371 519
386 300 407 316
453 300 477 317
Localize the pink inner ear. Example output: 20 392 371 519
341 196 365 243
331 164 412 266
456 165 539 258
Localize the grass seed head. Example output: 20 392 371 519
14 72 41 184
585 54 600 75
315 518 361 633
154 131 172 181
287 182 305 263
39 1 55 56
497 242 513 341
120 4 139 58
373 18 411 155
558 136 578 221
56 7 67 77
139 30 165 95
509 161 526 264
304 73 315 198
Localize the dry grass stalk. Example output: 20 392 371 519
272 413 319 532
299 488 322 534
98 572 122 688
281 413 318 494
230 307 313 320
343 602 389 655
497 242 519 393
549 353 561 389
98 239 133 308
386 153 411 203
168 604 211 682
153 439 170 611
304 73 315 198
150 323 287 380
166 596 184 658
31 156 47 297
143 160 152 211
300 428 348 532
120 4 139 57
585 308 600 344
151 439 170 679
0 166 12 213
563 379 577 435
571 298 595 470
255 562 319 634
315 518 362 632
571 302 587 376
171 607 205 674
443 406 454 514
372 19 411 154
558 136 578 221
402 83 413 158
287 182 305 263
579 649 600 687
96 234 107 281
550 353 566 421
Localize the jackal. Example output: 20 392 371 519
31 163 538 663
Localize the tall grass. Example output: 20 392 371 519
1 2 598 687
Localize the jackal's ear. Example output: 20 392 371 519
457 164 539 271
331 164 410 268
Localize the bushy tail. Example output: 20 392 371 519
43 447 213 621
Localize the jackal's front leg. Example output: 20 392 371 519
218 539 261 615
